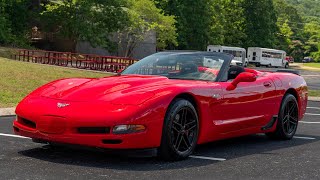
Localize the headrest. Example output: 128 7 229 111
180 63 198 74
228 66 245 80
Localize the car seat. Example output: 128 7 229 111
180 63 198 74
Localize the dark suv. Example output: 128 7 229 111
302 57 314 63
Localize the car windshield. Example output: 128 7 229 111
121 52 228 81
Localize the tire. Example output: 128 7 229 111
285 63 289 69
266 94 299 140
256 63 260 67
159 98 199 161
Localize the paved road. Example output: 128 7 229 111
253 67 320 90
0 101 319 180
300 70 320 90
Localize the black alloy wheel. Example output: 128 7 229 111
159 98 199 161
266 94 299 140
171 107 197 153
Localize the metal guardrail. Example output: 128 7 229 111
13 49 138 73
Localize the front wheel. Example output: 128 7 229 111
159 98 199 161
266 94 299 140
285 63 289 69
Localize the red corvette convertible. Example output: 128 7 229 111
13 51 308 161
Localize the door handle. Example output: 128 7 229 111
263 82 272 88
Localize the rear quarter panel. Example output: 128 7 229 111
270 73 308 120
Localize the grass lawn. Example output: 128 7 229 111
0 57 110 108
0 46 19 59
303 63 320 68
309 90 320 97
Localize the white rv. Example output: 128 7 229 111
247 47 288 68
207 45 248 67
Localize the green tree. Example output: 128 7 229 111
289 40 304 61
117 0 177 57
0 0 31 47
156 0 214 50
276 20 293 52
242 0 278 48
0 2 12 45
41 0 128 52
303 22 320 61
218 0 247 47
273 0 305 59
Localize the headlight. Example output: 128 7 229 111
112 125 146 134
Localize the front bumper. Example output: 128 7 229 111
13 97 164 149
13 120 155 149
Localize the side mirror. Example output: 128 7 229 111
226 72 257 91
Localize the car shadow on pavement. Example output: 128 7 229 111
18 134 319 171
193 134 318 159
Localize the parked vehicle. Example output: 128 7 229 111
207 45 248 67
248 47 287 68
13 51 308 161
302 57 314 63
285 56 294 63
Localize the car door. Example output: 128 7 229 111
210 75 277 134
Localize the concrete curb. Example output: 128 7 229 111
0 108 15 117
1 97 319 117
309 96 320 102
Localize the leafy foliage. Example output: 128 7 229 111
116 0 177 57
41 0 129 51
0 0 31 47
282 0 320 61
1 0 320 61
242 0 278 48
155 0 214 50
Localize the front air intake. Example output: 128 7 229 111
102 139 122 144
18 117 36 129
77 127 110 134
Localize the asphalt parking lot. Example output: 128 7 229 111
0 100 319 180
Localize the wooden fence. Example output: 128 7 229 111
13 49 138 73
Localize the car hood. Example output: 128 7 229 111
38 75 170 103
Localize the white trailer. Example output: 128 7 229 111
207 45 248 67
247 47 288 68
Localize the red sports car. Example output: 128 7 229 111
13 51 308 161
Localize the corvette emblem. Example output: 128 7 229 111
57 103 70 108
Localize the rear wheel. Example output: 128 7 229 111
159 98 199 161
266 94 299 140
